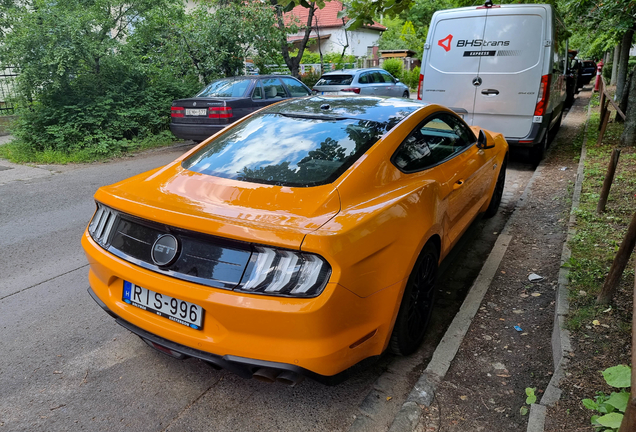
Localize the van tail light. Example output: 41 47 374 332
209 106 233 119
341 87 361 94
417 73 424 100
534 75 551 116
171 107 184 118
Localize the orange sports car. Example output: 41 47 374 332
82 96 508 385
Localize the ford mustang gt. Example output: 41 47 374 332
82 96 508 385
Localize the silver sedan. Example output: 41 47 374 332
312 68 410 98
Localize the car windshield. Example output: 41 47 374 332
315 75 354 86
182 113 387 187
196 79 251 98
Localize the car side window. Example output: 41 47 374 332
281 77 310 97
371 72 384 84
379 71 395 83
252 82 263 100
358 73 369 84
261 78 286 99
392 113 476 172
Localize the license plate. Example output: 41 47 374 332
123 281 204 330
186 108 207 116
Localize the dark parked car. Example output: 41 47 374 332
170 75 312 142
578 60 597 87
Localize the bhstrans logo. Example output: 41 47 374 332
438 34 453 52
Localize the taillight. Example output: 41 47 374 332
341 87 361 94
534 75 551 116
417 73 424 100
171 106 184 118
209 106 233 119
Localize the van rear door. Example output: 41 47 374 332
471 6 547 138
421 9 488 125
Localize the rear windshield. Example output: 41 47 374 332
182 113 387 187
196 79 252 98
315 75 354 86
583 61 595 68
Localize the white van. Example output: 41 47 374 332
417 3 567 161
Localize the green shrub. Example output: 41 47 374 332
402 66 421 90
300 70 321 88
382 58 404 80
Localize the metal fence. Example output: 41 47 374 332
0 66 18 114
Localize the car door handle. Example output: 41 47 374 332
453 180 465 190
481 89 499 96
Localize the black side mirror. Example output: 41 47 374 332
477 129 495 149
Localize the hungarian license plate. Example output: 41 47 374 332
186 108 207 116
123 281 204 330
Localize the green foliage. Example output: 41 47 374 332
299 71 321 88
0 0 284 161
603 365 632 388
402 66 421 90
582 365 632 431
378 17 422 58
382 58 404 80
526 387 537 405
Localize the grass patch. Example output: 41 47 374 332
566 99 634 334
0 130 178 164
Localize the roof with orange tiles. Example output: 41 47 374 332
285 1 386 31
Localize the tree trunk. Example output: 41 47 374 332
616 30 634 102
621 66 636 146
616 273 636 432
272 1 316 78
619 67 635 125
610 44 620 86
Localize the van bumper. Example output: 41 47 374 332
505 116 550 148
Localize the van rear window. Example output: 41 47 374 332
477 14 543 73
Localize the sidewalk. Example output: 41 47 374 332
390 90 592 431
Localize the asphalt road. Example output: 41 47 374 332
0 142 535 431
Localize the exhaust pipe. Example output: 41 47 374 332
252 367 279 383
276 370 305 387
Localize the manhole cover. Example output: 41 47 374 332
0 165 13 171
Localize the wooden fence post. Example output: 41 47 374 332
597 211 636 304
597 149 621 213
597 109 611 145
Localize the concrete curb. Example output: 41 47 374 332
525 100 592 431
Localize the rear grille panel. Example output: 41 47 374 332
89 204 252 289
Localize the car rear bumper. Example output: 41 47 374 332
82 231 399 380
170 123 227 141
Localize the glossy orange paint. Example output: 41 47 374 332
82 101 508 378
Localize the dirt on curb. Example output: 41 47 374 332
418 88 592 431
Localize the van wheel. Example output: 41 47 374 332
389 242 438 356
548 112 563 145
402 91 409 98
530 132 548 164
484 156 507 218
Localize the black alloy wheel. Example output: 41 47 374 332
484 156 507 218
402 91 409 98
389 242 438 356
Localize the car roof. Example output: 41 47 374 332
219 75 299 80
264 95 428 125
320 68 386 76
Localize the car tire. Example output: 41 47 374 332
530 130 548 164
389 242 438 356
402 91 409 98
483 156 507 218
